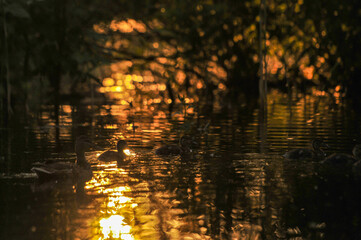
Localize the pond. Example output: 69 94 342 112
1 90 361 240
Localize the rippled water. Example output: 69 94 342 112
1 91 361 239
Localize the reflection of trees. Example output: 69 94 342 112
2 0 361 124
124 148 268 238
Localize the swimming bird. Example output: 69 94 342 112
350 144 361 176
98 140 128 164
155 135 195 156
322 144 361 168
283 139 329 160
31 136 93 182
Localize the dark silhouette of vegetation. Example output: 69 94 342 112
1 0 361 126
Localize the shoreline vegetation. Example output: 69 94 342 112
1 0 361 126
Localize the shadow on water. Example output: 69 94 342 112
1 90 361 239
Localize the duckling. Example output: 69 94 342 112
31 136 93 182
322 144 361 168
98 140 128 164
155 135 195 156
283 139 329 160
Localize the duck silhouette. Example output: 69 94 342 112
322 144 361 168
31 136 93 182
283 139 329 160
350 144 361 176
98 140 128 164
155 136 195 156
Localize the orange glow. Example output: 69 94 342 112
62 105 72 113
314 90 326 96
196 81 204 89
112 72 123 80
218 83 226 90
233 34 243 42
104 124 118 129
100 215 133 240
122 149 135 157
125 75 132 82
133 75 143 82
103 78 115 87
207 62 227 79
299 65 314 80
176 71 186 84
158 84 166 91
93 24 105 33
109 19 146 33
157 57 167 64
110 63 120 72
143 76 154 82
186 108 194 114
153 98 162 103
111 86 123 92
99 87 106 93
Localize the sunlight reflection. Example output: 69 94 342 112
99 215 134 240
123 149 134 156
86 175 136 239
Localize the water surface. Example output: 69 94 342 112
1 91 361 240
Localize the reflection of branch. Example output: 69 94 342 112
2 0 12 117
134 21 180 49
95 43 222 84
85 73 102 85
295 46 313 66
95 44 158 61
96 28 216 65
277 45 313 73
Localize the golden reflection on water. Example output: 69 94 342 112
86 172 136 240
100 215 133 240
123 149 133 156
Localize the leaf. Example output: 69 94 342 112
5 3 31 19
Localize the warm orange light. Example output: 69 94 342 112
125 75 132 82
218 83 226 90
196 82 203 89
104 124 118 129
153 98 162 103
158 84 166 91
175 71 186 84
233 31 242 40
302 66 314 80
109 86 123 92
99 87 106 93
123 149 132 156
143 76 154 82
157 57 167 64
133 75 143 82
103 78 115 87
113 72 123 80
120 100 128 105
62 105 72 113
99 215 133 240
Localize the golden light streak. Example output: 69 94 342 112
123 149 135 156
62 105 72 113
123 149 131 156
99 215 134 240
